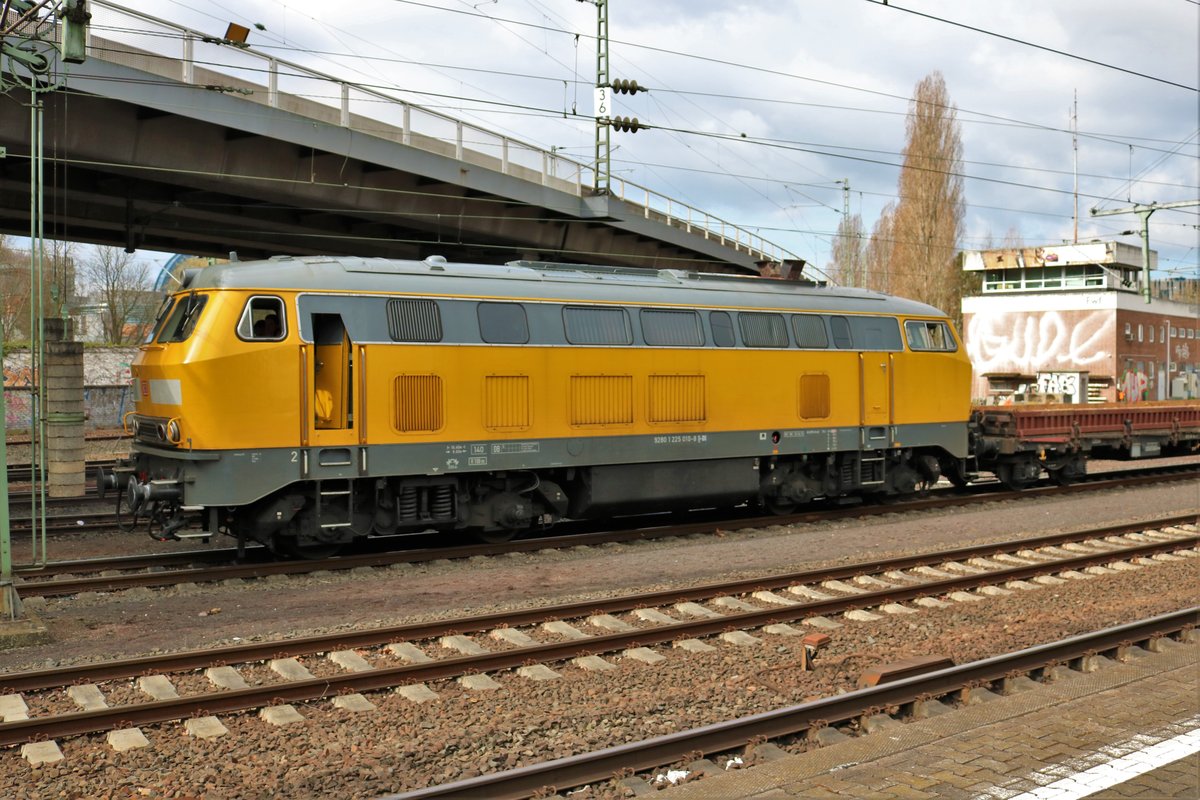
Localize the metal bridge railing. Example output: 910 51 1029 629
69 1 792 265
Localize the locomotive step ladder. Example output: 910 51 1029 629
315 478 354 529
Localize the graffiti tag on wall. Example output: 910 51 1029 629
967 310 1112 375
1036 372 1083 397
3 365 36 387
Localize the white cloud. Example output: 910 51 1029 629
84 0 1200 277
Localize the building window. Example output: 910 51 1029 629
1149 326 1155 343
1138 324 1143 342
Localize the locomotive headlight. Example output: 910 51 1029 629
166 419 181 443
130 418 140 436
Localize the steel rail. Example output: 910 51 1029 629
0 533 1194 744
3 513 1195 691
5 460 1196 536
13 471 1199 594
381 608 1200 799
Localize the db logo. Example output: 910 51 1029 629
141 380 149 397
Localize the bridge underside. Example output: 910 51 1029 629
0 54 773 273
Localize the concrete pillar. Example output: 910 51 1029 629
43 318 86 498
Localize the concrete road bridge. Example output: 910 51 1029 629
0 2 800 273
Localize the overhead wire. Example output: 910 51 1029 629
38 7 1200 271
862 0 1197 92
72 34 1200 201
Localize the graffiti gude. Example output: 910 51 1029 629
967 310 1112 375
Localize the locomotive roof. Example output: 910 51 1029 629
184 255 949 317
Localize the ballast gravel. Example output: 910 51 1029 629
0 478 1196 799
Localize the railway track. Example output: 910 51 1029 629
1 515 1195 756
6 458 120 487
12 467 1199 597
388 608 1200 799
5 459 1198 539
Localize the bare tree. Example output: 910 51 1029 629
828 213 867 288
42 238 78 319
0 234 30 342
865 202 896 293
79 247 154 344
0 236 77 339
881 72 966 320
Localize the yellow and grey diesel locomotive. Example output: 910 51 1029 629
99 255 972 554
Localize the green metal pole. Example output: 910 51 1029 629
34 92 46 567
0 314 17 620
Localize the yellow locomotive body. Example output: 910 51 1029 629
108 256 971 551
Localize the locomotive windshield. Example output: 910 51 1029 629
142 296 176 344
157 292 209 344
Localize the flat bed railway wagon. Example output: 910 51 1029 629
971 401 1200 489
99 255 972 553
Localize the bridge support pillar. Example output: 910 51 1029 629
43 319 86 498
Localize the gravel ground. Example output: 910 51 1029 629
0 473 1196 798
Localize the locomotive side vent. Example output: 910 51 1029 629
648 375 706 423
570 375 633 426
483 376 531 430
395 375 444 432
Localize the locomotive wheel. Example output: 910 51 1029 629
763 497 798 516
270 534 342 560
475 529 518 544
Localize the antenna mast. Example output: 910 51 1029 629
1072 90 1078 243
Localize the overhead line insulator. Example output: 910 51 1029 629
610 78 643 95
609 116 646 133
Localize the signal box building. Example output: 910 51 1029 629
960 241 1199 404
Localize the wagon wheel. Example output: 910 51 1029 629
995 462 1032 491
1047 467 1074 486
941 458 971 489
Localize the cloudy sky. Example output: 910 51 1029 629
102 0 1197 281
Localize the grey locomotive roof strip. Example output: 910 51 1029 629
190 256 948 317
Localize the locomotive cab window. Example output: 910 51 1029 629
157 293 208 344
237 296 287 341
905 320 957 352
143 296 176 344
